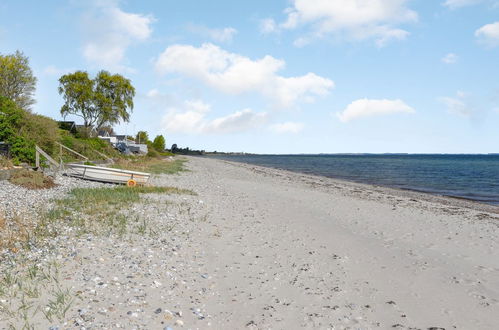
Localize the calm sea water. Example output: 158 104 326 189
208 154 499 206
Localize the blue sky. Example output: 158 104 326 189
1 0 498 153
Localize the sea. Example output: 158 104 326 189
208 154 499 206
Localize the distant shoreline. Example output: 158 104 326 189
205 154 499 210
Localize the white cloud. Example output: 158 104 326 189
260 18 278 34
475 22 499 47
155 43 334 108
337 98 415 122
81 1 154 70
439 92 474 117
270 122 304 134
187 24 238 42
443 0 483 8
267 0 418 46
162 100 267 134
441 53 458 64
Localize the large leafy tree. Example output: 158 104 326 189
152 135 165 151
58 70 135 130
0 51 37 111
94 70 135 128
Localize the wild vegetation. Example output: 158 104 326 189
0 50 173 165
0 51 37 111
0 184 194 328
0 96 59 163
39 185 194 237
112 157 187 174
0 49 198 328
9 169 56 189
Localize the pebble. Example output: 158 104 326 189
175 320 184 326
0 175 108 220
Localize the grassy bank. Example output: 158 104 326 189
111 157 188 174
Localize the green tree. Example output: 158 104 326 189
135 131 149 144
93 70 135 128
58 70 135 130
0 51 37 110
152 135 165 152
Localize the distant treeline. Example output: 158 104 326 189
171 144 204 155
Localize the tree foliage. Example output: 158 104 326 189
0 96 59 163
135 131 149 144
58 70 135 130
0 51 37 111
152 135 165 152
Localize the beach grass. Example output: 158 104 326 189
111 157 188 174
35 185 194 238
0 185 194 326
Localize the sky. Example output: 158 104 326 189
1 0 498 154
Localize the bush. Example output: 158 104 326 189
9 169 56 189
146 148 160 158
0 96 36 163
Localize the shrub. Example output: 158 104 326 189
146 148 160 158
9 169 56 189
0 96 35 163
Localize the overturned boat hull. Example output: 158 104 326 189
65 164 150 185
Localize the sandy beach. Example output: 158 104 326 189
2 156 499 329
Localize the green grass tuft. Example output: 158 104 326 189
112 157 188 174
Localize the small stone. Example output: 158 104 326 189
155 308 162 314
175 320 184 326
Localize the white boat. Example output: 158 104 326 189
65 164 150 185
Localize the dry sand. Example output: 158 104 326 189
2 156 499 329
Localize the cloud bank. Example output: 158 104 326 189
264 0 418 46
155 43 334 108
162 100 267 134
337 98 415 122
